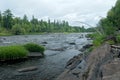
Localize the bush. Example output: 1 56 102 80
116 35 120 43
107 40 115 45
0 46 28 61
93 34 105 46
23 43 45 55
11 24 26 35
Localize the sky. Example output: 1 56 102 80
0 0 117 28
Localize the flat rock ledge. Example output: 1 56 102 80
56 43 120 80
28 52 43 58
17 66 38 72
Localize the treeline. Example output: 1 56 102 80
97 0 120 35
0 9 93 35
92 0 120 46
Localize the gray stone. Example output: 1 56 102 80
18 66 38 72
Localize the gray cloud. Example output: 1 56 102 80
0 0 117 27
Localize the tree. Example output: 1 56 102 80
23 14 28 24
97 0 120 35
3 9 13 29
11 24 25 35
31 16 38 25
98 18 116 35
107 0 120 30
0 11 2 27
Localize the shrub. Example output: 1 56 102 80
93 34 105 46
11 24 26 35
0 46 28 61
107 40 115 45
23 43 45 55
116 35 120 43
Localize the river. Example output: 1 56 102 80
0 33 92 80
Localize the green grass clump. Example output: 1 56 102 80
116 34 120 43
0 46 28 61
23 43 45 55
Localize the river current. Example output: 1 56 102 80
0 33 92 80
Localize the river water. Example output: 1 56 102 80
0 33 92 80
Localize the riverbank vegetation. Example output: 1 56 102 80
0 45 28 61
0 43 45 61
91 0 120 46
23 43 45 55
0 9 95 35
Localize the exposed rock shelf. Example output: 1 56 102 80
56 43 120 80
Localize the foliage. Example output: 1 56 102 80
93 0 120 46
2 9 13 30
23 43 45 55
0 9 93 35
116 34 120 43
97 0 120 36
0 45 28 61
92 33 105 46
11 24 26 35
106 40 115 45
98 18 116 35
0 27 12 36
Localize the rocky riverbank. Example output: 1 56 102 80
56 43 120 80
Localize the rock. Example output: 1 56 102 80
28 52 43 58
71 68 81 74
79 44 93 52
41 41 48 44
83 44 93 49
69 42 76 45
56 44 112 80
100 58 120 80
18 66 38 72
56 69 80 80
65 54 83 69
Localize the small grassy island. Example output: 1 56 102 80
0 43 45 61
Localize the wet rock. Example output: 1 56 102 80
50 48 65 51
79 44 93 52
41 41 48 44
57 44 112 80
18 66 38 72
28 52 43 58
83 44 93 49
69 42 76 45
65 54 83 69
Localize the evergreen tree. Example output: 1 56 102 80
3 9 13 29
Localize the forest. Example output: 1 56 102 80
0 9 94 35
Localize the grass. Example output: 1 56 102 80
0 45 28 61
0 33 12 36
23 43 45 55
0 43 45 61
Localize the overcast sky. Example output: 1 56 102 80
0 0 117 28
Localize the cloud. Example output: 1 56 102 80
0 0 117 27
